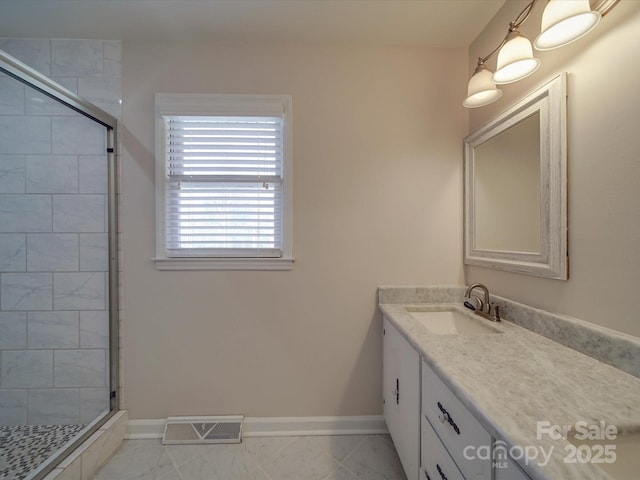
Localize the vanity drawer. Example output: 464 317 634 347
421 416 465 480
494 456 532 480
422 361 491 480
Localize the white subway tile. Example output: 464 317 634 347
26 155 78 193
79 233 108 271
53 194 105 232
103 40 122 78
0 76 25 114
78 155 107 194
80 310 109 348
79 387 109 424
0 117 51 154
28 311 79 348
0 155 26 193
0 389 27 425
0 349 53 387
0 234 26 271
28 388 80 425
0 38 51 75
52 116 105 155
53 272 106 310
0 194 52 232
27 233 79 271
0 311 27 348
54 349 107 387
52 39 103 77
1 273 53 310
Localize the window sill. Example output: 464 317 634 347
153 257 295 271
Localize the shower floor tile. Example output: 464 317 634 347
0 424 85 480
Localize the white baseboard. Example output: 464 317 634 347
126 415 387 439
243 416 388 437
127 419 166 439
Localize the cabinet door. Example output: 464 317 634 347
383 317 420 480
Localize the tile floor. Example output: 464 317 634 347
94 434 407 480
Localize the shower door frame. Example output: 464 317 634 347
0 49 121 480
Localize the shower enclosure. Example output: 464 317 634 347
0 48 119 480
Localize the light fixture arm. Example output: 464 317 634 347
476 39 504 67
511 0 538 30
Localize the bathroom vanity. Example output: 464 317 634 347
379 286 640 480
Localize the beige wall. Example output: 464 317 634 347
466 1 640 337
121 42 467 419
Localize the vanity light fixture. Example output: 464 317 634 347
463 62 503 108
534 0 602 50
463 0 618 108
493 28 540 84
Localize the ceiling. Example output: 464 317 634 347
0 0 505 48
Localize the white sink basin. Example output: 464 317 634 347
405 308 501 335
567 431 640 480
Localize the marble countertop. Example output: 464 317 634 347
379 299 640 480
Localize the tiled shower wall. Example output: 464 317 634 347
0 39 121 426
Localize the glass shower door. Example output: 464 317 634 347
0 62 115 480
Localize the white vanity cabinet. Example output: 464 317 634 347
382 317 532 480
383 316 420 480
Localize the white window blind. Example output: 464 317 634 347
165 115 284 258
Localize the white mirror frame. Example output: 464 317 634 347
464 73 568 280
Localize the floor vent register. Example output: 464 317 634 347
162 415 243 444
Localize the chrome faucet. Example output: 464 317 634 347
464 283 501 322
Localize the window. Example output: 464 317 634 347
154 94 293 270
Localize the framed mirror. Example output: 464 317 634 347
464 73 567 279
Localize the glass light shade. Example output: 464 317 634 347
463 65 502 108
492 31 540 84
534 0 601 50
